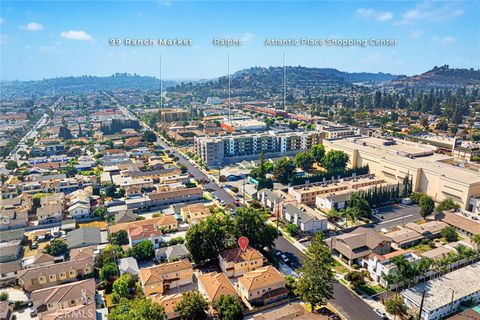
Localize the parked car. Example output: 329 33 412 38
30 242 38 249
374 309 388 319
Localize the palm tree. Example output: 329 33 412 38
472 234 480 259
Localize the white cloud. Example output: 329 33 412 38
241 33 254 43
356 8 393 21
21 22 44 31
409 30 423 38
432 36 455 46
60 30 92 41
396 2 464 25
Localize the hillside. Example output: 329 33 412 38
1 73 179 98
391 65 480 88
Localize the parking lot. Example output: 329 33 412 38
373 204 422 231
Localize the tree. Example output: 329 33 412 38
142 130 157 143
93 207 107 219
100 262 118 282
321 150 349 171
112 274 135 302
345 271 365 289
110 230 129 246
43 239 68 257
104 183 117 198
295 232 335 310
185 214 230 264
215 295 243 320
129 240 153 261
419 195 435 219
96 244 124 269
273 158 296 184
436 198 460 213
385 296 408 320
232 207 278 250
174 291 209 320
180 164 188 174
5 161 18 171
348 193 371 218
286 223 300 237
295 151 315 171
441 226 459 242
0 291 8 301
311 144 325 164
108 298 165 320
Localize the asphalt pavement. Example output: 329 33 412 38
274 236 382 320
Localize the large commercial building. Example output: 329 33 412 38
159 109 189 122
402 262 480 320
323 137 480 211
194 131 320 166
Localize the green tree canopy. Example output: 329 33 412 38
419 195 435 218
142 130 157 143
441 226 459 242
129 240 153 261
436 198 460 213
214 295 243 320
232 207 278 250
295 151 315 171
110 230 129 246
174 291 209 320
273 157 296 184
321 150 349 171
385 296 408 319
311 144 325 163
100 262 118 282
108 297 165 320
295 232 335 310
43 239 68 257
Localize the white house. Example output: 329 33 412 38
67 203 91 219
315 192 349 212
282 203 327 233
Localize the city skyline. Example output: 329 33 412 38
1 0 479 81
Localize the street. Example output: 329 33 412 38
105 93 236 206
274 236 383 320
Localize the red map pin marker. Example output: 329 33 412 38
238 236 249 251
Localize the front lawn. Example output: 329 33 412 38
358 284 385 296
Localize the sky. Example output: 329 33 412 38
1 0 479 81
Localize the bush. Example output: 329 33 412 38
0 291 8 301
345 271 365 289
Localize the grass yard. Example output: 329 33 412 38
358 284 385 296
333 260 349 274
411 243 434 253
79 220 108 230
23 242 48 258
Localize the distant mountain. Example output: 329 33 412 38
175 66 400 99
1 73 180 98
391 65 480 88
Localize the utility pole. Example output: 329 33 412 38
159 54 163 109
418 290 426 320
283 51 286 110
228 51 231 123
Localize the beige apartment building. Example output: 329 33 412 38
17 256 94 292
237 266 288 304
323 137 480 211
219 247 264 278
139 259 193 295
288 175 386 205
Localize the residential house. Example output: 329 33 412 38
219 247 264 278
237 266 288 305
114 210 137 223
282 203 328 233
180 203 211 224
0 301 13 320
0 260 21 286
149 293 183 320
127 223 163 249
385 228 424 249
139 259 193 295
118 257 139 278
66 227 102 249
435 211 480 237
17 256 94 292
155 244 189 262
405 221 448 239
362 250 421 288
37 204 63 224
198 272 238 304
0 240 21 263
31 279 95 319
109 216 178 234
331 227 392 265
67 203 90 219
